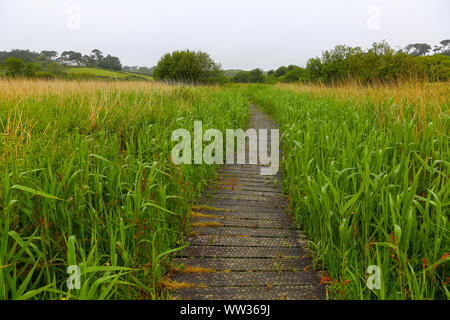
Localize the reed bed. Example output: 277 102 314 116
249 83 449 299
0 79 248 299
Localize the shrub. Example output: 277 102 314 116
153 50 223 84
2 57 25 77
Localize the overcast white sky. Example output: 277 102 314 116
0 0 448 70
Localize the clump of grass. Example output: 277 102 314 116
190 211 220 219
179 266 216 273
192 205 232 212
248 83 449 300
160 280 198 289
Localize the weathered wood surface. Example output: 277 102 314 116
170 105 325 300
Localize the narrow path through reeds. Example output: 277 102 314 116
169 105 325 300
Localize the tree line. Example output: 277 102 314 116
0 49 148 79
232 40 450 84
301 40 450 84
2 39 449 83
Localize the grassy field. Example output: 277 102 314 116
0 79 448 300
248 82 449 299
67 67 153 81
0 79 247 299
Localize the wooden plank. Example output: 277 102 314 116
171 285 325 300
174 258 312 271
186 236 305 247
178 245 304 258
191 217 295 229
172 271 320 287
192 226 298 238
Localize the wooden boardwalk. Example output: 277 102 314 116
170 105 325 300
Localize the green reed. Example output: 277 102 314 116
248 84 448 300
0 81 248 299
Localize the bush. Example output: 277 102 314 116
280 66 306 83
231 69 265 83
417 54 450 81
153 50 223 84
23 62 37 77
2 57 25 77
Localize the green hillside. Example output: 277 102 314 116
67 67 153 81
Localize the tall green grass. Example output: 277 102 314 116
248 84 449 299
0 80 248 299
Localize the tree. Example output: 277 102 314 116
34 54 67 77
404 43 432 57
23 62 38 77
248 69 265 83
61 51 83 65
280 66 306 82
99 54 122 71
40 50 58 60
0 49 39 63
2 57 25 77
231 69 265 83
440 40 450 56
231 71 250 83
82 55 96 67
305 58 323 82
70 52 83 65
153 50 222 84
440 40 450 50
91 49 103 65
273 66 287 77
